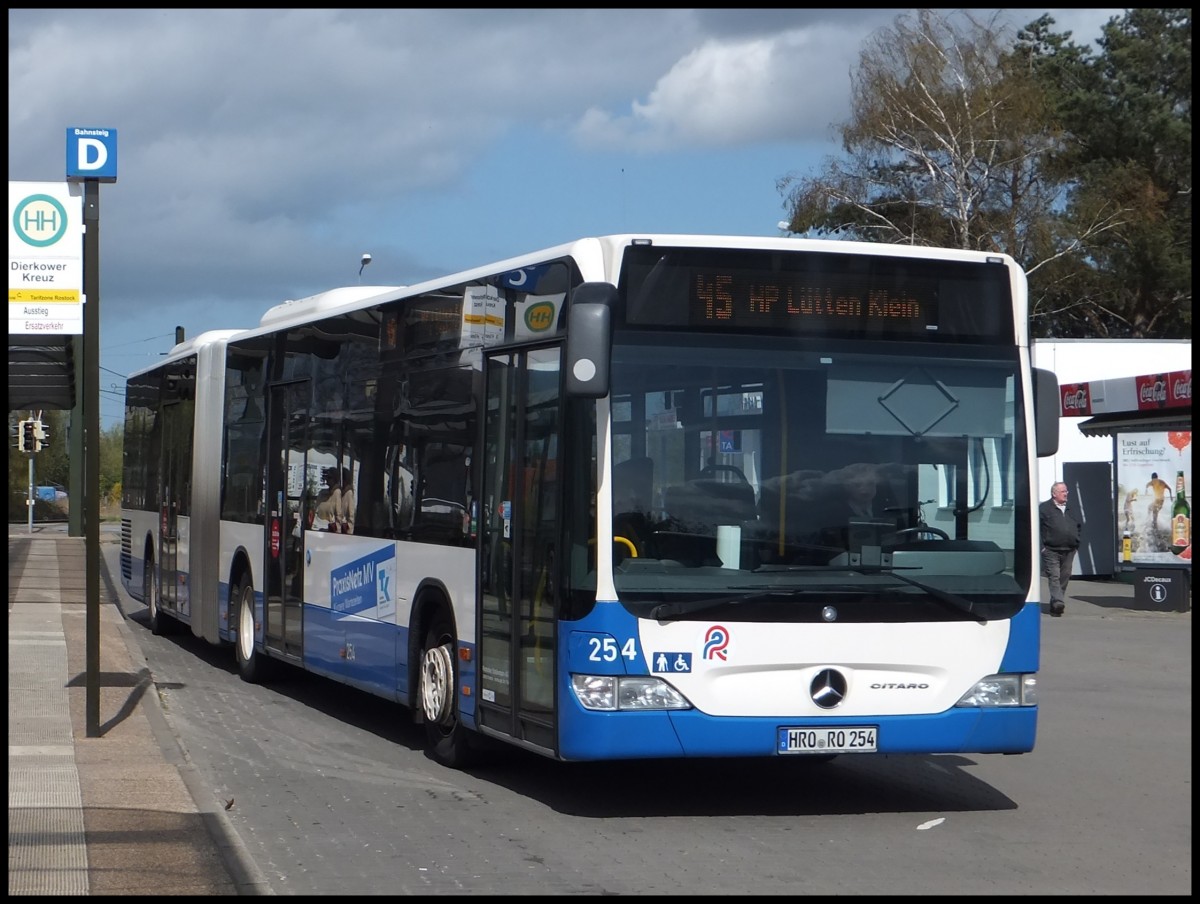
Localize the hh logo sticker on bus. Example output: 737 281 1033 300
524 301 556 333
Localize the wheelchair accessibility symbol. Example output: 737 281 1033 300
651 652 692 673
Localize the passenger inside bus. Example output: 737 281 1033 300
830 462 890 523
338 467 355 534
310 467 343 532
822 462 900 556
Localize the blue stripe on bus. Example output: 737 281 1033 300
557 706 1036 761
555 599 1037 760
300 605 479 724
998 601 1041 673
302 606 404 698
207 582 483 724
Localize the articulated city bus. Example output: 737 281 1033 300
121 234 1060 768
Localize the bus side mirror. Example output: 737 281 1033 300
564 282 616 398
1033 367 1060 457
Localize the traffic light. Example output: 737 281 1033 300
34 420 49 452
20 419 35 453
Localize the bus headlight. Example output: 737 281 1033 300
955 673 1037 707
571 675 692 711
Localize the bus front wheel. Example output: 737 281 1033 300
419 616 475 769
233 576 267 683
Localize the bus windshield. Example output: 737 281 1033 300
607 333 1030 622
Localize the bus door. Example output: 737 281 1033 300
264 381 310 659
478 347 563 754
157 400 191 618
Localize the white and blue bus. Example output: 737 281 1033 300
121 234 1060 768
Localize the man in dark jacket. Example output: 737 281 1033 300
1039 481 1082 617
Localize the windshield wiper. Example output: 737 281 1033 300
650 570 986 623
789 565 986 623
871 570 986 623
651 590 804 622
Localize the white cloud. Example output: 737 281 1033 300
574 25 875 152
570 9 1124 154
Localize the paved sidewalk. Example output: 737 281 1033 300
8 530 268 896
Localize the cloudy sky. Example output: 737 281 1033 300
8 8 1122 428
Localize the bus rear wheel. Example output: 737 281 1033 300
146 553 175 636
419 617 476 769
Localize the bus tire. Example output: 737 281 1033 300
419 615 476 769
233 575 268 683
146 553 175 636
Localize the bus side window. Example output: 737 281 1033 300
414 442 471 544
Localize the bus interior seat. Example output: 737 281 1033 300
662 478 757 533
756 470 829 547
613 456 654 516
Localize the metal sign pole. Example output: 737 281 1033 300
83 179 101 737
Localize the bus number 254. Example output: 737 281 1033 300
588 636 638 662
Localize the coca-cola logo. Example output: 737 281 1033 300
1062 388 1089 411
1171 375 1191 402
1139 380 1168 406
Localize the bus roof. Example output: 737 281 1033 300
131 234 1023 369
256 285 407 330
126 328 245 379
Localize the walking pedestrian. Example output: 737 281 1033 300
1040 481 1082 617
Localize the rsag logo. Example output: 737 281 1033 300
703 625 730 661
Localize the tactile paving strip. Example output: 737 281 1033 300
8 543 89 895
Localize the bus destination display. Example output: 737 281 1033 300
620 246 1014 342
692 271 933 333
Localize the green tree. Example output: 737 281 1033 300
778 10 1060 252
1011 9 1191 337
777 8 1191 339
99 421 124 504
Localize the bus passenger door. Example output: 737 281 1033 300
157 400 191 619
264 381 310 659
478 347 562 755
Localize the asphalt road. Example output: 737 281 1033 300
102 540 1191 896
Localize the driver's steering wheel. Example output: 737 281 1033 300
891 526 950 541
699 464 750 484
